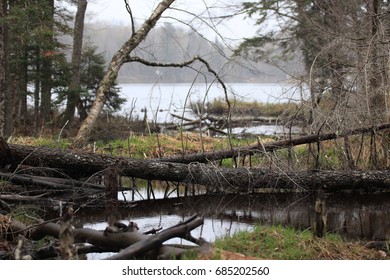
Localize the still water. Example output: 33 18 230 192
72 192 390 259
118 83 302 124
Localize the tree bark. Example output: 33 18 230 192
75 0 175 144
4 142 390 193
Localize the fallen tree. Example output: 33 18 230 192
0 171 103 193
2 122 390 193
0 213 205 260
158 122 390 164
167 113 279 134
104 214 205 260
3 141 390 193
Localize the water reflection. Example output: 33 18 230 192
225 124 302 136
81 215 251 260
68 192 389 259
74 192 390 242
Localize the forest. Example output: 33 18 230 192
0 0 390 261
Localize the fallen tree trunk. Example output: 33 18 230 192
1 214 203 259
105 215 204 260
168 113 278 133
0 171 103 192
158 122 390 164
29 222 186 258
3 142 390 192
3 122 390 171
3 122 390 193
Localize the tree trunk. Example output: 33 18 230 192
33 47 40 135
63 0 88 126
0 1 9 138
1 213 202 259
12 48 28 132
75 0 175 144
40 0 55 125
105 215 204 260
4 142 390 193
40 57 52 125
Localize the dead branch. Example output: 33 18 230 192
168 113 278 133
0 193 62 204
0 213 204 260
105 214 204 260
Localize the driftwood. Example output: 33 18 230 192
0 213 205 259
167 113 278 134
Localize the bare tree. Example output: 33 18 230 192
75 0 175 144
238 0 390 129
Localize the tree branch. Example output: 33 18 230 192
124 0 135 36
125 55 234 150
75 0 175 144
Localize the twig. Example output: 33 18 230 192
58 120 69 143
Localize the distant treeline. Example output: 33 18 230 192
65 21 303 84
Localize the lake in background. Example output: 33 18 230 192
118 83 304 124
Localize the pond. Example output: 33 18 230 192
118 83 304 135
118 83 302 119
68 192 390 259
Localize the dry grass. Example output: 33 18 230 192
213 225 389 260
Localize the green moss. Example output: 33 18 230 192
10 205 44 225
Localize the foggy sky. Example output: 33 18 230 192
85 0 258 44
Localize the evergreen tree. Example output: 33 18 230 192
5 0 71 134
72 44 124 121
